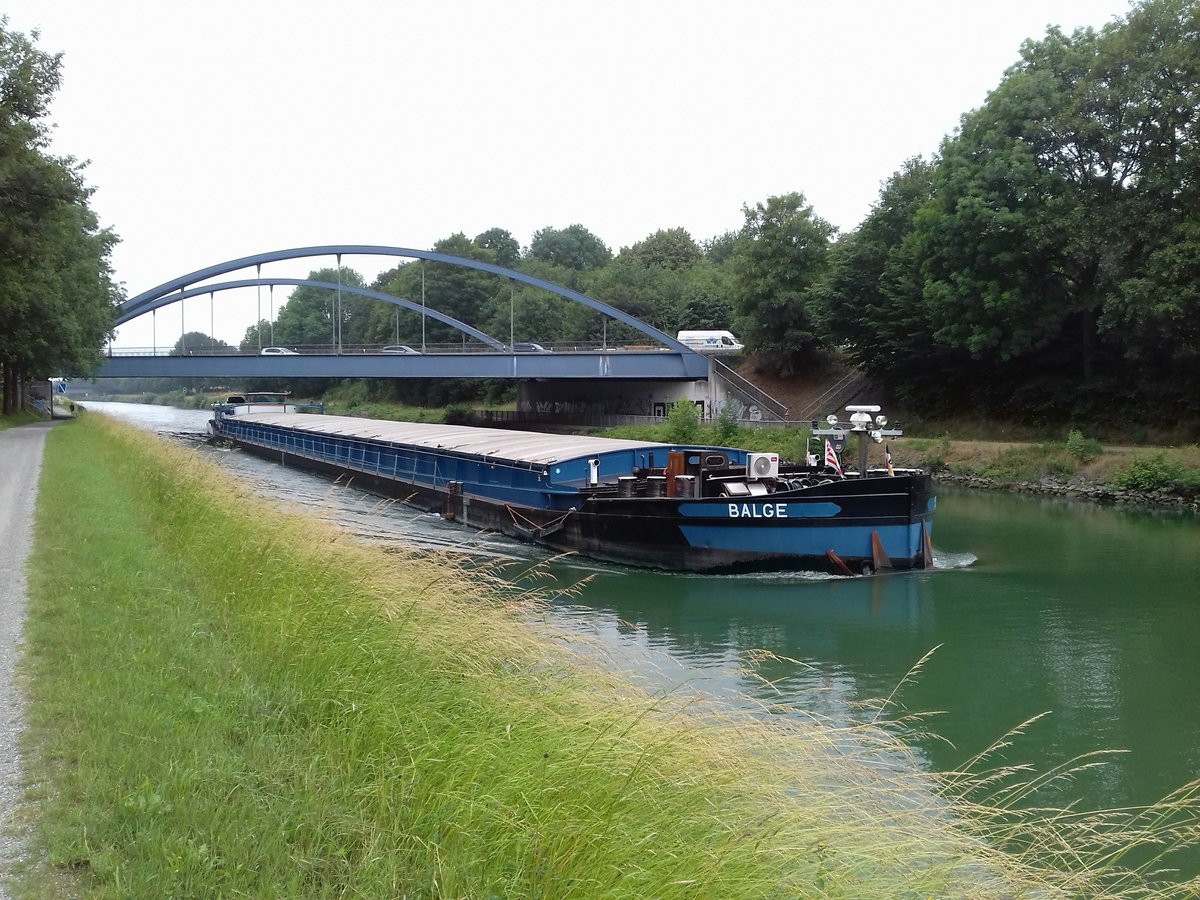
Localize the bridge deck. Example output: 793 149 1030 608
98 350 710 380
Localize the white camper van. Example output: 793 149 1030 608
676 330 744 355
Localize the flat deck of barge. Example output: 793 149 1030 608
228 413 687 471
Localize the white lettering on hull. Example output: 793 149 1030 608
727 503 789 519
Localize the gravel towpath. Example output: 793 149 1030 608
0 420 54 897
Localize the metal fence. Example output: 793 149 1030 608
710 358 790 421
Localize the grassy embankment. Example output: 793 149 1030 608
12 413 1200 897
887 432 1200 500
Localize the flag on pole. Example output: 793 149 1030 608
885 443 895 476
824 439 843 477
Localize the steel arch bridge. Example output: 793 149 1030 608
101 245 709 380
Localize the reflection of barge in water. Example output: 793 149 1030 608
209 395 934 575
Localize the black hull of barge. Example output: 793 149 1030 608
223 438 933 575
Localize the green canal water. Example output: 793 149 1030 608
549 486 1200 820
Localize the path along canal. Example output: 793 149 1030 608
87 403 1200 840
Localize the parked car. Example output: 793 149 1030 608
381 345 421 354
260 346 299 355
510 342 549 353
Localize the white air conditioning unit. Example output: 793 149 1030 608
746 452 779 480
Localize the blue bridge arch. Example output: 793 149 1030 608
119 245 693 354
120 277 505 349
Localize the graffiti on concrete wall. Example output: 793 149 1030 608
717 398 762 421
520 390 711 418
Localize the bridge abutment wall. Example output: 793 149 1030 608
519 376 741 421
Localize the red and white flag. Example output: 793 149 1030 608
824 439 843 477
885 443 895 476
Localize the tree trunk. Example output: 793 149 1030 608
1 362 12 416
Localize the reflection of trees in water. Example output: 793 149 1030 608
549 569 931 732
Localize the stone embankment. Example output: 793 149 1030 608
935 471 1200 513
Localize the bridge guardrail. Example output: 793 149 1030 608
105 341 678 357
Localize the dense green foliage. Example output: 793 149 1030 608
1110 451 1200 493
1066 429 1103 463
8 1 1198 432
809 0 1200 425
664 399 700 443
730 193 835 374
0 19 120 413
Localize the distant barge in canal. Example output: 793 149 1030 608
209 395 935 575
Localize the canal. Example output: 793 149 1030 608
85 402 1200 836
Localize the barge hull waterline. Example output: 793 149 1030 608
210 413 934 575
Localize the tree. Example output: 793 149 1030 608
677 258 736 332
809 157 954 401
529 224 611 271
482 277 569 347
588 255 687 337
503 256 586 345
702 231 738 265
910 0 1200 416
377 234 500 345
474 227 521 268
168 331 233 394
0 20 120 412
730 192 836 374
590 233 737 339
680 290 734 331
170 331 232 354
240 320 273 351
251 266 367 351
623 227 701 270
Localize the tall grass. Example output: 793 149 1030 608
14 414 1200 897
1110 452 1200 495
970 442 1078 480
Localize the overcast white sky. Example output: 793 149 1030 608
7 0 1134 348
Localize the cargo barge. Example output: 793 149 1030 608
209 396 935 575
